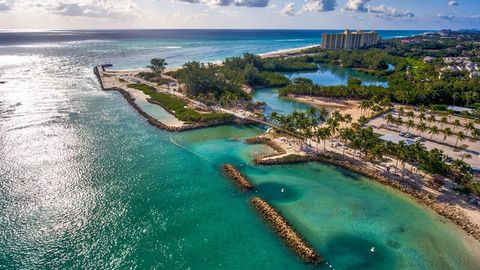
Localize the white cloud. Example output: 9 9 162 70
345 0 369 12
0 0 10 11
438 13 480 21
344 0 414 19
368 4 414 18
438 13 455 20
30 0 136 17
281 2 295 16
302 0 336 12
175 0 269 8
448 0 458 6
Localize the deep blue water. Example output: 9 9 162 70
0 29 428 68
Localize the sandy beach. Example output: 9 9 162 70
288 95 370 125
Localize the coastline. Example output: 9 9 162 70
94 65 244 132
249 132 480 243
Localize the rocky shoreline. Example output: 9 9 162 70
256 150 480 241
223 164 254 190
245 136 286 155
94 66 248 132
250 197 323 264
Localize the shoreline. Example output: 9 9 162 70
248 133 480 243
94 65 246 132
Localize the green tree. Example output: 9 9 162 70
147 58 168 78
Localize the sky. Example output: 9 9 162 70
0 0 479 30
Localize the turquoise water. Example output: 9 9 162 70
252 64 387 116
287 63 388 87
1 30 480 269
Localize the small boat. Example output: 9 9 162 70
281 188 284 193
370 247 375 252
0 81 6 84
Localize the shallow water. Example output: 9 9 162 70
286 63 388 87
1 30 480 269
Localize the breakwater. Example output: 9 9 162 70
255 154 313 165
245 136 286 155
250 197 323 264
258 150 480 241
223 164 254 190
93 66 246 132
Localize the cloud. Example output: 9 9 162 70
301 0 336 12
345 0 370 12
0 0 10 11
368 4 414 18
438 13 480 21
448 0 458 6
438 13 455 20
344 0 414 19
175 0 269 7
32 0 136 17
281 2 295 16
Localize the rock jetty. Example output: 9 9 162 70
258 150 480 241
251 197 323 264
93 66 245 132
223 164 254 190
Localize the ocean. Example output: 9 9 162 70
1 29 480 270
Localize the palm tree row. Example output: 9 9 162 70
268 108 352 152
338 126 474 187
359 96 394 118
385 113 479 145
398 107 479 132
270 109 477 195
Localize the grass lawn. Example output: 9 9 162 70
128 84 233 123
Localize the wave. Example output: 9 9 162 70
259 44 318 57
275 39 306 42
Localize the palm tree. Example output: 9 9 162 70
443 127 453 141
472 128 480 141
269 112 279 124
465 122 475 137
343 113 353 126
360 100 371 117
440 116 448 128
429 125 440 139
405 119 415 133
395 116 404 129
397 141 409 180
339 128 354 156
453 119 461 132
318 107 329 123
398 107 405 117
427 115 436 127
416 122 428 136
385 114 395 127
406 111 415 120
446 110 453 121
455 131 466 147
317 127 331 150
419 112 427 122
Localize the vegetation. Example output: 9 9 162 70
147 58 168 78
127 83 233 123
266 106 477 196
